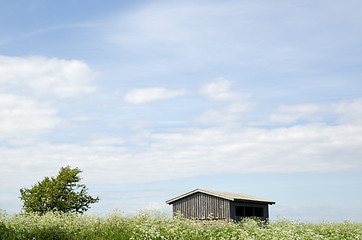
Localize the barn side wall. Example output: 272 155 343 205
172 192 230 220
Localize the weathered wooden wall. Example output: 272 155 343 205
172 192 230 219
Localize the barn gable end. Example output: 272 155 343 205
172 192 230 219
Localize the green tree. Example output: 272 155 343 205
19 166 99 214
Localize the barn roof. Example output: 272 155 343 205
166 189 275 205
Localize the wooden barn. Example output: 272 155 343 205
166 189 275 221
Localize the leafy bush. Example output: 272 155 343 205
0 211 361 239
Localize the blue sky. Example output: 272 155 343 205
1 0 362 222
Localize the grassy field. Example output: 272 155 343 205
1 210 361 239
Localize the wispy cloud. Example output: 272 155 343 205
268 104 324 124
104 0 362 79
333 98 362 125
200 78 240 101
124 87 186 104
267 98 362 125
197 79 253 125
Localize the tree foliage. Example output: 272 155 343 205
19 166 99 214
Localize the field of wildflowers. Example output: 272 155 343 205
0 210 361 239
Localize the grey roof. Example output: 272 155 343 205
166 189 275 205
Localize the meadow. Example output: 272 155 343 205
1 210 361 240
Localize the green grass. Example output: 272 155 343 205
0 210 361 239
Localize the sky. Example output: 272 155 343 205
1 0 362 222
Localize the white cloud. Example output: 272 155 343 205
200 78 239 101
267 98 362 125
124 87 185 104
2 117 361 189
0 55 97 142
333 98 362 125
0 55 96 98
0 94 59 140
86 135 125 146
268 104 324 124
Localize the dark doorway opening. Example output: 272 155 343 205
235 206 264 218
254 207 263 217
